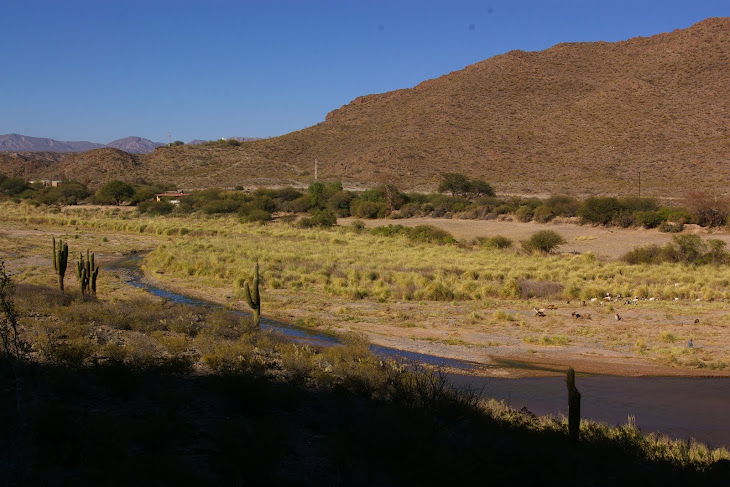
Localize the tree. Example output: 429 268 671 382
0 178 30 196
95 180 135 205
438 173 470 197
468 179 495 197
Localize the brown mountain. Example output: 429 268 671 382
106 136 164 154
4 18 730 197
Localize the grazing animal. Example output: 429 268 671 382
694 319 700 324
546 304 557 310
571 311 590 319
615 313 622 321
534 308 546 317
688 338 694 348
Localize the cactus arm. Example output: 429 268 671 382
251 263 259 305
242 263 261 326
91 266 99 295
243 282 255 309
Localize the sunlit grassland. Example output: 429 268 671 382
3 202 730 369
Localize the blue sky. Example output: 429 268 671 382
2 1 729 144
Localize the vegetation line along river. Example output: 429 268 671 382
110 254 730 449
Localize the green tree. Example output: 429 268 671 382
0 178 30 197
95 180 135 205
468 179 495 197
438 173 470 197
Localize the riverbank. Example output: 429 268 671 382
139 269 730 379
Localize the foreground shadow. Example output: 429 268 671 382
2 359 729 487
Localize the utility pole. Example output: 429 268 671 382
638 168 641 199
168 131 171 147
314 159 318 180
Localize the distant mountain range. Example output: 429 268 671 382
0 134 165 154
0 134 263 153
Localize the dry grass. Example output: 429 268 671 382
4 202 730 372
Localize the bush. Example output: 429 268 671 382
658 222 684 233
350 200 387 219
298 209 337 228
371 224 455 245
242 209 272 224
202 199 241 214
137 200 174 215
578 197 621 225
483 235 513 249
514 206 533 223
635 211 665 229
520 230 566 254
544 195 579 217
407 225 456 245
622 236 729 265
532 205 554 223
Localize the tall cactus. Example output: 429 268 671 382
243 262 261 327
567 367 581 443
52 237 69 291
76 251 88 294
76 249 99 296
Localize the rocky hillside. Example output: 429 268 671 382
4 18 730 197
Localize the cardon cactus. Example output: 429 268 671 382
243 262 261 327
52 237 69 291
76 249 100 295
567 367 581 443
76 252 88 294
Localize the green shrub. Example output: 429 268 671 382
578 197 621 225
544 195 579 217
483 235 513 249
242 209 272 224
515 206 533 222
520 230 566 254
635 211 665 229
298 209 337 228
350 200 386 219
407 225 456 245
532 205 554 223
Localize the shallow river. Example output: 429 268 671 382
114 256 730 448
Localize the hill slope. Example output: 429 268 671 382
4 18 730 196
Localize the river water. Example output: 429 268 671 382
114 255 730 448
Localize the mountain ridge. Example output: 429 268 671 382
0 134 164 154
3 17 730 197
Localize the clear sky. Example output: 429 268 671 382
2 1 729 144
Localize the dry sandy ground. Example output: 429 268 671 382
143 271 730 380
339 216 730 259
